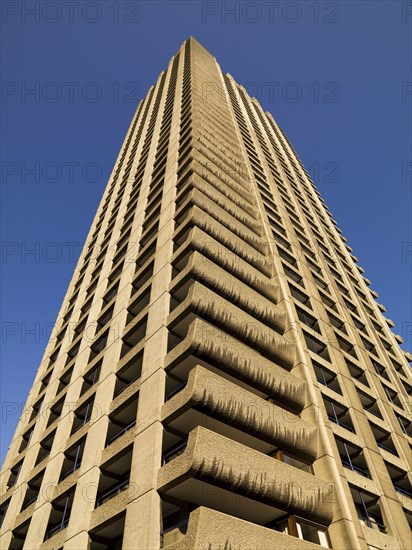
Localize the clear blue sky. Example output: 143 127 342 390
1 1 411 464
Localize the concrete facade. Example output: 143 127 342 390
1 37 411 550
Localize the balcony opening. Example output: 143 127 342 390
65 341 80 366
9 519 30 550
304 332 330 361
18 426 34 453
105 395 139 447
34 429 56 466
345 359 369 387
296 306 321 333
95 445 132 508
371 359 390 381
135 239 157 270
336 334 358 359
165 372 188 402
395 412 411 438
162 427 188 467
89 330 110 363
369 422 398 456
59 437 86 481
323 396 355 433
21 468 45 510
28 395 44 423
327 312 348 335
56 366 74 395
114 350 143 399
334 436 370 478
383 385 402 408
46 396 65 428
274 451 313 473
88 511 125 550
44 488 75 541
7 459 23 489
80 361 102 396
126 284 151 324
160 498 194 548
266 515 331 548
312 361 342 394
384 461 412 500
70 396 95 435
0 498 11 529
120 315 148 359
289 283 312 308
350 487 386 533
357 390 383 420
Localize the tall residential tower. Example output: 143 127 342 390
1 37 411 550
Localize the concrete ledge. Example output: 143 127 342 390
163 365 316 461
158 427 335 525
165 506 325 550
165 318 302 411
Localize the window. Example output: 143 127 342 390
369 422 398 456
334 436 370 478
383 385 402 408
71 397 95 435
105 396 139 447
385 461 412 500
336 334 358 359
7 459 23 489
59 438 86 481
21 469 45 510
44 489 75 540
323 396 355 432
312 361 342 394
289 283 312 307
357 390 383 419
35 429 56 466
350 487 386 533
95 446 132 507
304 332 330 361
345 359 369 387
0 498 10 528
267 515 331 548
296 306 321 333
80 361 102 396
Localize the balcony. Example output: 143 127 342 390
157 426 335 527
165 317 304 412
172 206 273 277
162 365 317 462
172 226 276 301
168 281 288 356
163 507 324 549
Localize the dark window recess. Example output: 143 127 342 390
0 498 11 529
357 390 383 419
384 461 412 500
289 284 312 307
95 446 133 507
304 332 330 361
345 359 369 387
323 397 355 433
80 361 102 396
21 469 45 510
105 396 139 447
19 426 34 453
312 361 342 394
71 397 95 435
369 422 398 456
10 519 31 550
336 334 358 359
120 315 148 359
383 385 402 408
350 487 386 533
89 330 109 362
56 366 74 395
371 360 390 381
296 306 321 333
44 489 75 541
47 397 65 428
335 436 370 478
7 459 23 489
59 438 86 481
114 350 143 398
35 430 56 466
395 413 412 438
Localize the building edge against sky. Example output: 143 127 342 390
0 37 411 550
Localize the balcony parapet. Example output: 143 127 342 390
163 365 317 461
158 427 335 525
173 206 273 277
173 227 277 302
165 318 302 411
175 189 265 253
168 281 287 348
171 250 280 314
164 506 324 550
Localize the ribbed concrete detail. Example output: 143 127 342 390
165 318 301 408
163 365 317 461
157 427 335 525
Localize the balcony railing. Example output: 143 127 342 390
160 519 189 548
95 479 129 507
162 440 187 466
165 381 187 401
44 516 70 540
105 420 136 447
